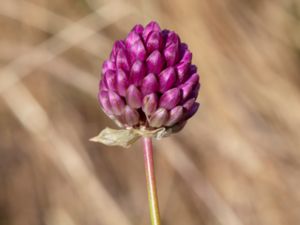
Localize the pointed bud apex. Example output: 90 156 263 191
129 40 147 62
104 70 117 91
176 62 190 83
181 74 199 101
149 108 169 128
185 73 199 85
141 73 159 96
108 91 125 115
159 67 177 92
124 105 140 126
181 82 194 101
164 44 179 66
130 60 146 86
98 91 113 115
116 49 130 72
125 31 140 47
185 102 200 119
189 83 200 99
159 88 181 110
179 43 192 63
102 60 116 74
179 43 188 54
143 21 161 41
165 106 184 127
165 32 180 48
146 31 162 52
111 41 126 61
132 24 144 35
126 85 143 109
189 64 197 74
142 93 158 116
116 69 129 96
146 50 164 74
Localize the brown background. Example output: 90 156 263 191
1 0 300 225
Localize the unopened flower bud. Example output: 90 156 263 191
176 62 190 81
179 43 192 63
108 90 125 115
146 50 164 74
104 70 117 92
164 44 179 67
185 102 200 120
149 108 169 128
142 93 158 116
98 91 113 115
116 48 130 72
146 31 163 52
124 105 140 126
165 106 184 127
141 73 159 96
143 21 161 41
102 60 116 74
165 32 180 48
180 73 199 101
159 67 176 92
116 69 129 96
182 98 196 111
126 85 142 109
125 31 140 47
110 41 126 61
132 24 144 35
159 88 181 110
129 39 147 62
130 60 146 86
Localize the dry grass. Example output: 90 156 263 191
0 0 300 225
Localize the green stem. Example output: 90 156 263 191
143 137 161 225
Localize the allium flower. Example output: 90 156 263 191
98 21 200 134
93 21 202 225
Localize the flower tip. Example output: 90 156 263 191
132 24 144 35
143 21 161 41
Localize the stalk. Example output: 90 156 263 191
143 137 161 225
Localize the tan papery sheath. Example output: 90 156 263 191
90 126 173 148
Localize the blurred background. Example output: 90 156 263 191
1 0 300 225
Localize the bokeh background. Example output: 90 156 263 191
1 0 300 225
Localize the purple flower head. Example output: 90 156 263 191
98 21 200 132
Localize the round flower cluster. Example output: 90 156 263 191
98 21 200 132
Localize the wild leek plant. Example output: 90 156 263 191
91 21 200 225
